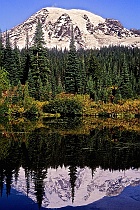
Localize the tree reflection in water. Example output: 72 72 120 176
0 116 140 207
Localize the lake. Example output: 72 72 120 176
0 116 140 210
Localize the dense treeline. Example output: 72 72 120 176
0 22 140 104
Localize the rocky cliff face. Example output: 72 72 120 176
2 7 140 49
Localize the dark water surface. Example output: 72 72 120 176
0 117 140 210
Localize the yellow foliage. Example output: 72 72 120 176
56 95 139 116
83 98 140 116
18 107 25 113
35 101 49 109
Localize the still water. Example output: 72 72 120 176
0 117 140 210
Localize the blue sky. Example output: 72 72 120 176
0 0 140 32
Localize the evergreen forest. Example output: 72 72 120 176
0 21 140 117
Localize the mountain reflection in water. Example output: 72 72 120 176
0 117 140 209
7 166 140 209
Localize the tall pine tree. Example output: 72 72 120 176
65 25 80 94
28 19 50 100
0 29 4 69
3 32 20 86
119 55 133 98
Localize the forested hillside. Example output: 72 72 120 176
0 21 140 117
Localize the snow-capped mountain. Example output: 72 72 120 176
11 166 140 208
2 7 140 49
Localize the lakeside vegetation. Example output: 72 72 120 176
0 91 140 119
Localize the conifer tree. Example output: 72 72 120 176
28 19 50 100
69 165 77 203
119 55 133 98
21 48 30 85
20 32 30 85
34 170 45 209
112 62 119 86
0 29 4 69
87 76 96 99
78 54 87 94
13 43 22 84
33 19 45 49
3 31 12 82
87 50 100 81
0 168 4 197
0 67 9 97
65 25 79 93
3 32 20 86
86 50 102 99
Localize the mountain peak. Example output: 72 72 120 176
2 7 140 49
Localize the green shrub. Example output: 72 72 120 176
43 98 83 116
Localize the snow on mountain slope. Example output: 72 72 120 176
2 7 140 49
11 166 140 208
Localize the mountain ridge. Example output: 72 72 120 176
2 7 140 49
